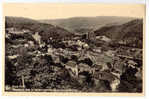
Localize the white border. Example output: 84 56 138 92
0 0 148 99
0 0 146 3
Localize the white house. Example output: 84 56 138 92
32 32 41 44
96 36 111 42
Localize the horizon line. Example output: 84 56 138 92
5 15 143 20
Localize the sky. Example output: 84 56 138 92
3 3 145 19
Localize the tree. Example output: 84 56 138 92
16 47 33 89
5 56 17 88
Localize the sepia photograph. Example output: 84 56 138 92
2 3 145 95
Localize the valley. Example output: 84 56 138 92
5 16 143 92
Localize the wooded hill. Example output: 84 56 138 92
94 19 143 48
5 16 73 40
39 16 135 33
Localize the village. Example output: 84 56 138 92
5 26 142 92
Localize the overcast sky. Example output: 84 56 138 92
3 3 145 19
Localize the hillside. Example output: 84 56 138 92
5 16 38 27
5 16 73 41
39 16 135 33
5 16 143 92
94 19 143 48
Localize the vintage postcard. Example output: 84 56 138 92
2 3 145 96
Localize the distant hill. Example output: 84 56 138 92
39 16 135 33
5 16 38 27
94 19 143 48
5 16 143 48
5 16 73 40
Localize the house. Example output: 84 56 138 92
6 28 24 34
28 41 34 46
96 36 111 42
32 32 41 44
65 61 78 77
105 50 115 57
8 54 19 59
